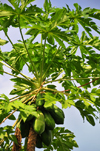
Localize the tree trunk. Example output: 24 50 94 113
27 124 37 151
12 127 22 151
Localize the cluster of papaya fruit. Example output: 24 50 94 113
19 94 65 148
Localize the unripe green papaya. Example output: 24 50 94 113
33 111 45 134
36 99 44 107
26 114 34 122
36 135 43 148
43 111 55 130
20 120 30 138
41 129 52 146
49 105 65 124
44 104 54 112
36 94 45 107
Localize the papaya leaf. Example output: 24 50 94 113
43 0 52 13
20 108 38 122
20 0 35 12
8 114 16 120
44 93 58 108
0 62 4 75
0 11 13 16
0 94 9 102
11 100 25 109
10 77 33 87
9 135 18 145
20 110 28 122
78 18 94 38
74 3 82 12
51 8 67 29
0 38 8 45
47 33 55 45
86 115 95 126
8 0 21 11
62 99 75 108
10 88 25 95
53 35 66 48
43 127 78 151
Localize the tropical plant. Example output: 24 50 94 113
0 0 100 150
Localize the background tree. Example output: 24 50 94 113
0 0 100 150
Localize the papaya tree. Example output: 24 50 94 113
0 0 100 150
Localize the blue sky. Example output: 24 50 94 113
0 0 100 151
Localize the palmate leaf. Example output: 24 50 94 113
8 114 16 120
10 78 33 94
0 94 9 102
0 3 15 16
25 29 40 43
9 135 18 145
0 126 14 140
19 105 38 122
10 77 34 87
84 7 100 20
0 62 4 75
6 47 28 75
19 5 43 29
50 8 67 29
86 36 100 50
24 7 73 47
86 115 95 126
8 0 21 10
22 4 43 16
75 97 97 125
44 92 57 108
0 1 38 29
10 88 26 95
43 127 78 151
20 0 35 12
64 4 100 38
77 18 99 37
47 33 55 45
43 0 52 13
10 100 38 122
0 4 17 30
0 38 8 46
0 11 13 17
53 35 65 48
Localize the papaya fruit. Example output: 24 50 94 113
43 110 55 130
48 105 65 124
33 111 45 134
41 129 52 146
26 114 34 122
20 120 30 138
36 135 43 148
44 103 54 112
36 94 45 107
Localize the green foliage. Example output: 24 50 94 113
0 0 100 150
43 127 78 151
